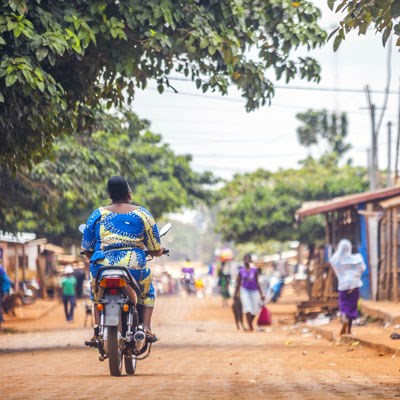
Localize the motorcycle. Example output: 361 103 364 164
2 279 40 316
181 272 196 295
83 223 171 376
19 279 40 305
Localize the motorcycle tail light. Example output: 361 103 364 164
100 277 127 288
122 304 129 312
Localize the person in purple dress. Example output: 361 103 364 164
330 239 366 335
234 254 265 331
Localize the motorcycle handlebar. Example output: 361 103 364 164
144 248 170 257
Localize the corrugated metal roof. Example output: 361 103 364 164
0 231 37 244
43 243 65 254
379 195 400 209
296 186 400 218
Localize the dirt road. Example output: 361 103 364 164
1 296 399 399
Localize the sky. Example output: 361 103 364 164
131 1 400 181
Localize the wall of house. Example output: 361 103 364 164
26 244 39 271
358 204 371 299
0 242 8 272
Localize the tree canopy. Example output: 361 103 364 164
296 109 351 163
328 0 400 50
215 161 368 244
0 0 326 169
0 110 217 243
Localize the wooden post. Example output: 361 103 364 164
378 216 387 300
325 214 330 244
36 254 47 299
332 212 337 246
394 207 399 302
22 244 26 283
386 210 393 299
14 243 19 291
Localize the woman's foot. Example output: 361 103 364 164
340 321 348 336
145 331 159 343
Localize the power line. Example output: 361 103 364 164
190 152 301 158
167 77 400 95
165 132 293 143
144 87 397 118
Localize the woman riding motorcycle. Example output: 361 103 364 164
81 176 165 342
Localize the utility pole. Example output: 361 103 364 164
365 85 379 190
395 81 400 184
387 121 392 187
367 147 373 186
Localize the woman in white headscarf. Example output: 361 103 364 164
330 239 366 335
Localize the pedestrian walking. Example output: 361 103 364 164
0 259 12 327
330 239 366 335
217 261 231 307
61 265 77 322
234 254 265 331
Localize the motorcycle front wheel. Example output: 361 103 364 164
124 355 137 375
108 326 123 376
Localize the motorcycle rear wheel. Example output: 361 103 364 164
124 355 137 375
108 326 123 376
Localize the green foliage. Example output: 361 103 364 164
0 110 217 243
328 0 400 49
215 161 368 244
235 240 293 260
296 109 351 163
0 0 326 169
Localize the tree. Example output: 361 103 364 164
328 0 400 50
0 110 217 243
0 0 327 169
215 161 368 244
296 109 351 163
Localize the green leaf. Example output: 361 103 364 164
200 37 208 49
327 27 339 41
37 80 45 92
0 91 4 102
327 0 336 10
391 2 400 18
36 47 49 62
5 74 17 87
333 35 342 51
382 27 391 46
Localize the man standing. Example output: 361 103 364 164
61 265 77 322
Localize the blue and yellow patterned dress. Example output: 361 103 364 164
81 206 161 307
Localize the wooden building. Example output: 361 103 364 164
296 186 400 303
0 231 40 288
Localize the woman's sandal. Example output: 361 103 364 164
145 331 159 343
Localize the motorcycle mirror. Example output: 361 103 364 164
159 223 172 237
79 224 86 234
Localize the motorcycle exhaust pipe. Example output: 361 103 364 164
133 330 146 351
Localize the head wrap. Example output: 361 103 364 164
330 239 364 268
